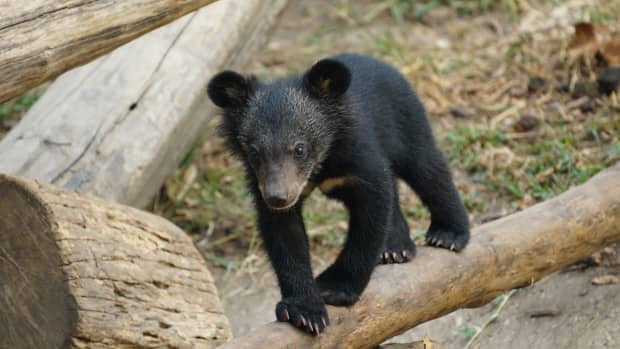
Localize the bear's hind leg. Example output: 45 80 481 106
379 183 416 264
398 148 470 251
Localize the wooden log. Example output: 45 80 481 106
0 0 287 208
216 162 620 349
0 0 219 103
0 174 232 349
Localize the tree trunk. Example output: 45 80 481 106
0 0 287 208
216 162 620 349
0 0 219 103
0 174 231 349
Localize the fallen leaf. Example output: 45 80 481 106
597 39 620 66
569 22 620 66
570 22 596 48
176 164 198 202
449 105 476 118
513 114 539 132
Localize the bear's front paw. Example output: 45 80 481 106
275 296 329 335
316 272 361 306
379 235 417 264
425 225 469 251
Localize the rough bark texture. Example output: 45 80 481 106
216 162 620 349
0 174 232 349
0 0 220 103
0 0 287 208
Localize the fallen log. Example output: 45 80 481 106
216 162 620 349
0 174 231 349
0 0 287 208
0 0 219 103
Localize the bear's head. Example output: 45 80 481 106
207 59 352 210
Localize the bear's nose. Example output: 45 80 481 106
265 193 288 208
263 174 291 209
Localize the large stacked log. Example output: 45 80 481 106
216 162 620 349
0 174 231 349
0 0 219 103
0 0 287 208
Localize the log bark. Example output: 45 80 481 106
0 174 232 349
216 162 620 349
0 0 219 103
0 0 287 208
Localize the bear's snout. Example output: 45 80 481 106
263 182 290 209
260 161 306 210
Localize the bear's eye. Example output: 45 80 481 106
294 143 305 158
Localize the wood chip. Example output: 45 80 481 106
527 307 561 318
591 275 619 285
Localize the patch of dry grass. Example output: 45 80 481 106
148 1 620 273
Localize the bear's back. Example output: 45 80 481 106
329 53 432 159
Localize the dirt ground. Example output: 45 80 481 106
199 1 620 348
390 245 620 348
213 245 620 348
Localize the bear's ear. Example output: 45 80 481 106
303 59 351 99
207 71 255 108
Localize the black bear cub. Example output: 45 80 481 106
207 53 469 335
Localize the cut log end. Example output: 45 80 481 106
0 175 231 349
0 181 77 349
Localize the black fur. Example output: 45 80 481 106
207 53 470 335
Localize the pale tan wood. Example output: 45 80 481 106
0 0 287 208
0 174 232 349
380 340 446 349
0 0 222 103
216 162 620 349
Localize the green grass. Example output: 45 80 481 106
389 0 521 22
0 91 41 119
368 30 405 59
443 116 617 204
462 190 487 213
582 2 620 24
462 326 478 340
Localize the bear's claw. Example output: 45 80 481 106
276 297 329 335
425 226 468 251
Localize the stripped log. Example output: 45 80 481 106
216 162 620 349
0 0 287 208
0 0 219 103
0 174 231 349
